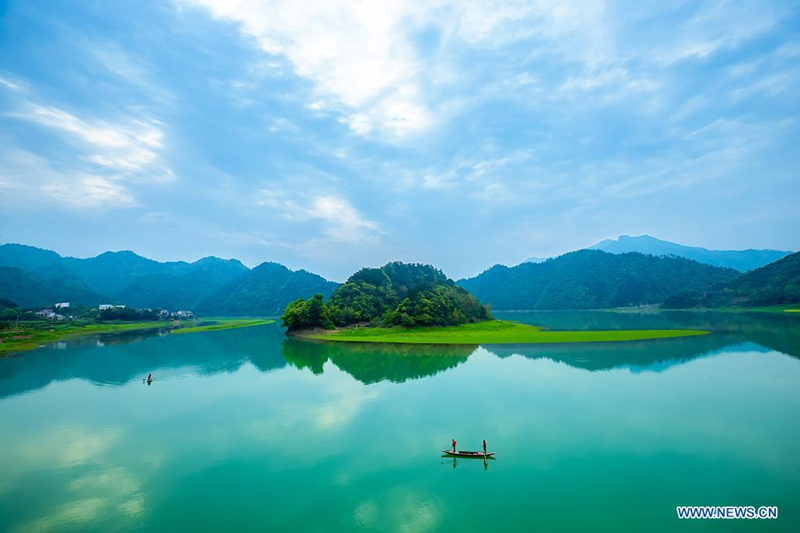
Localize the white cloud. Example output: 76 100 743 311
2 90 175 210
257 189 383 243
0 149 137 209
178 0 608 138
562 67 659 93
0 74 25 92
15 103 173 183
180 1 781 140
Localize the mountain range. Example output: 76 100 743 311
525 235 792 272
460 249 741 310
1 239 798 314
0 244 336 314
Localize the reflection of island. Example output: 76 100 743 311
282 339 474 384
0 324 287 399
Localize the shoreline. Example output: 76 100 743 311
0 318 275 356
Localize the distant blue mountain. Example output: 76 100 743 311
588 235 792 272
524 235 792 272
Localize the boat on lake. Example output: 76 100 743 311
442 449 495 458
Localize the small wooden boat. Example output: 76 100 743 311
442 449 495 458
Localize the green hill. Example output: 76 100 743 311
0 266 105 308
664 251 800 308
197 262 338 316
282 262 490 331
460 250 739 310
116 257 249 310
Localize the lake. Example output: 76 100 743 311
1 311 798 532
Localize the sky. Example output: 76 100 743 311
0 0 798 281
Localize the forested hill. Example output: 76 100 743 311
282 262 490 330
664 251 800 308
196 262 338 316
0 266 105 308
459 250 740 310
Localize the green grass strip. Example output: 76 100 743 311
0 321 170 354
301 320 709 345
171 318 275 334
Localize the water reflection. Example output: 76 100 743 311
496 310 800 358
0 324 287 399
1 313 799 532
482 334 740 372
1 312 799 398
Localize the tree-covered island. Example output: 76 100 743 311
282 262 490 331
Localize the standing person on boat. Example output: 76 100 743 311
147 373 153 384
452 439 456 453
483 440 487 455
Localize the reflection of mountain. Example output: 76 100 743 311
282 339 474 384
0 324 286 399
483 334 739 372
493 310 800 363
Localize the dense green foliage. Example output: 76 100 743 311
460 250 740 310
197 262 338 316
282 262 490 331
664 251 800 308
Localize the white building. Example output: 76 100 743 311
55 302 70 309
99 304 113 310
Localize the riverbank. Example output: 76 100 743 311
296 320 709 345
0 318 275 355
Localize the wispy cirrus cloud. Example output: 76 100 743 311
0 148 137 208
1 79 174 210
12 103 173 182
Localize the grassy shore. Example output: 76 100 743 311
0 317 275 355
0 321 171 354
171 318 274 334
684 305 800 313
299 320 709 345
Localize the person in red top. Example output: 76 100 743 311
452 439 456 453
483 440 487 454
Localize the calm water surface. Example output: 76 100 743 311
1 311 799 532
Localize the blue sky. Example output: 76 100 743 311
0 0 798 281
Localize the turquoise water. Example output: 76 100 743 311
0 311 799 531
